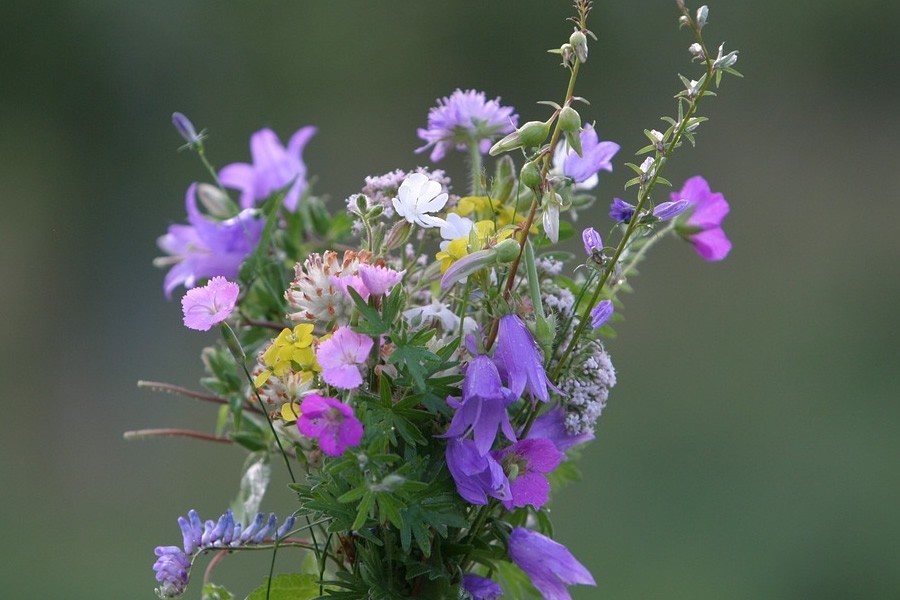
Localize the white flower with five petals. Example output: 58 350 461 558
392 173 448 228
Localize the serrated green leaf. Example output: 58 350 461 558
202 583 234 600
244 574 321 600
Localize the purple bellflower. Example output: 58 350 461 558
554 124 620 189
672 175 732 261
297 394 364 456
219 126 317 211
494 314 555 403
416 89 518 162
590 299 613 329
462 574 503 600
446 437 511 506
494 438 563 511
156 184 264 298
508 528 596 600
527 407 594 452
609 197 690 225
582 227 602 256
441 355 517 456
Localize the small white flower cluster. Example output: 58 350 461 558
559 340 617 435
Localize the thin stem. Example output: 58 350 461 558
137 380 265 416
122 428 233 444
468 141 484 196
460 502 494 569
197 146 228 194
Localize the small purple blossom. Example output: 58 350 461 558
554 124 620 189
441 355 517 456
358 264 405 296
462 574 503 600
297 394 364 456
672 175 732 261
590 300 613 329
508 528 596 600
180 277 239 331
171 112 203 147
608 197 635 223
582 227 603 256
416 89 518 162
446 437 511 505
494 438 563 511
652 199 690 220
528 407 594 452
494 314 555 403
316 327 374 390
156 184 264 298
608 198 689 225
153 546 190 598
219 126 317 211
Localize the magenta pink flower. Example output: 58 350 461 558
316 326 374 389
672 175 732 261
297 394 363 456
180 277 239 331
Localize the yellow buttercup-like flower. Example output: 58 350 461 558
435 220 515 273
254 324 320 388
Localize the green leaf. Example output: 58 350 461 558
202 583 234 600
351 492 375 530
244 574 321 600
494 561 542 599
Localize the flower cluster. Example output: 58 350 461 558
138 3 740 599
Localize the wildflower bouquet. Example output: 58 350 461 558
135 2 741 598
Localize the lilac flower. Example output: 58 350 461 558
608 197 635 223
171 112 203 147
608 198 689 224
582 227 602 256
494 438 563 511
441 355 517 456
528 407 594 452
329 273 370 302
553 124 620 189
297 394 364 456
219 126 317 211
357 264 404 296
652 199 690 220
508 528 596 600
153 546 190 598
672 175 732 261
180 277 239 331
315 327 374 390
156 184 264 298
494 314 555 403
462 574 503 600
590 300 613 329
416 89 518 162
446 437 511 505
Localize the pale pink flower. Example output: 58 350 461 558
180 277 239 331
316 326 374 389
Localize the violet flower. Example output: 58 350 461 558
219 126 317 211
171 112 203 147
180 277 239 331
671 175 732 261
553 124 620 189
608 198 635 223
462 574 503 600
315 327 374 390
527 407 594 452
608 198 690 225
508 528 596 600
156 184 264 298
441 355 517 456
297 394 364 456
590 300 613 329
494 438 563 511
153 546 190 598
582 227 602 256
416 89 518 162
494 314 555 403
446 437 511 506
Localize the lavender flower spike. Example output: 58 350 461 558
494 314 555 403
416 89 518 162
508 528 596 600
153 546 190 598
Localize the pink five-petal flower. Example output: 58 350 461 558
296 394 363 456
672 175 732 261
315 326 374 389
180 277 239 331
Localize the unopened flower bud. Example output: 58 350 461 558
489 120 551 156
172 112 202 146
582 227 603 256
696 5 709 28
541 191 562 243
688 43 705 60
520 161 543 189
366 204 384 219
494 238 521 263
678 15 691 28
197 183 237 219
385 220 412 250
569 30 588 63
559 43 575 64
558 106 581 132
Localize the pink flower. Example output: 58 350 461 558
297 394 364 456
358 264 404 296
180 277 239 331
316 326 374 389
672 175 732 261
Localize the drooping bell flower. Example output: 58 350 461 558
446 437 511 506
494 314 555 403
461 574 503 600
508 528 596 600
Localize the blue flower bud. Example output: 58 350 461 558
171 112 203 147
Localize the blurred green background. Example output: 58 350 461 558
2 1 898 598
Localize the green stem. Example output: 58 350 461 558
524 241 544 319
468 141 483 196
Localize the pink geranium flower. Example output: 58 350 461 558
297 394 364 456
180 277 239 331
672 175 732 261
315 326 373 389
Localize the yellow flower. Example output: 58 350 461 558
254 325 320 387
435 220 517 273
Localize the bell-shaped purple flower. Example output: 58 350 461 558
555 124 620 189
494 314 555 403
672 175 732 261
156 184 264 298
440 355 517 456
582 227 603 256
219 126 317 211
446 437 511 506
462 574 503 600
590 300 613 329
493 438 563 511
527 407 594 452
508 528 596 600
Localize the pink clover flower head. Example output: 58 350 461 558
181 277 239 331
329 273 369 302
219 126 317 211
358 264 404 296
493 438 563 511
316 326 374 389
508 528 596 600
672 175 732 261
416 89 518 162
157 184 263 298
296 394 364 456
494 314 556 403
553 123 620 189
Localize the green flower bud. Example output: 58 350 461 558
196 183 239 219
520 161 543 189
385 220 412 250
354 193 369 214
494 238 522 263
559 106 581 132
489 120 551 156
569 30 588 63
366 204 384 219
